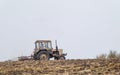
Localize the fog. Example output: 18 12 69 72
0 0 120 61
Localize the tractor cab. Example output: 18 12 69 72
35 40 52 50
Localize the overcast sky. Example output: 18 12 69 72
0 0 120 61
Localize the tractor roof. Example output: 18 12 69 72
35 40 51 43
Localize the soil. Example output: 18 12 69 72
0 59 120 75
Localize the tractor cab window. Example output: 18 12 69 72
35 42 40 49
47 42 52 49
39 42 52 49
40 42 45 49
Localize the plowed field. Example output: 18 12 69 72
0 59 120 75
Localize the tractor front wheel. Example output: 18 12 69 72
59 56 66 60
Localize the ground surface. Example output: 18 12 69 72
0 59 120 75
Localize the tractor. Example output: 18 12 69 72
32 40 67 60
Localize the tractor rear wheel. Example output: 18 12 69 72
37 51 50 60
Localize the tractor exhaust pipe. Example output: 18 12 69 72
55 40 58 51
55 40 59 55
